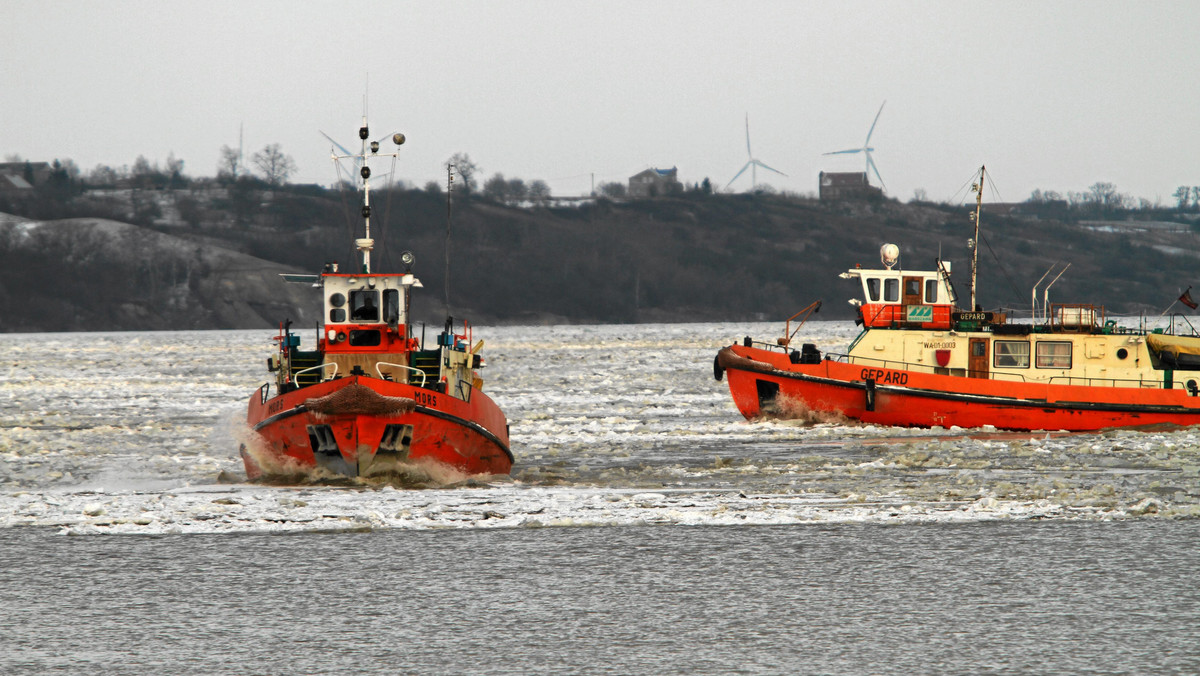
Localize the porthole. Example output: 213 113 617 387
1116 348 1128 360
329 293 346 308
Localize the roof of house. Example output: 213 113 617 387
820 171 869 187
0 174 33 190
631 167 678 180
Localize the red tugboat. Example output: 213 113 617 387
241 120 512 480
715 167 1200 432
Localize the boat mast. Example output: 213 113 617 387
445 163 454 315
356 117 374 274
969 165 985 311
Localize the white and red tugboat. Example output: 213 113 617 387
716 167 1200 431
241 121 512 480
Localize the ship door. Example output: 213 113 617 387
968 338 989 379
902 276 923 306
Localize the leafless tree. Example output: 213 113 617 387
252 144 297 186
217 145 241 181
445 153 478 196
528 180 551 203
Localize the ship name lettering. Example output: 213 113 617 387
860 368 908 386
268 400 284 414
414 391 438 407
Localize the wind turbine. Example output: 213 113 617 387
726 113 786 191
824 100 887 192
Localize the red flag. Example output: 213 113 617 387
1180 287 1198 310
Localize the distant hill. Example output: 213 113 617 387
0 214 314 331
1 189 1198 332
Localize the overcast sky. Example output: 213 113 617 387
3 1 1198 205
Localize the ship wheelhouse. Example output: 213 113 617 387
841 262 957 330
319 272 422 383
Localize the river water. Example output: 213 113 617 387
2 322 1199 674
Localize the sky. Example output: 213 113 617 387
3 1 1198 206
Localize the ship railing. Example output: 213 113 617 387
829 352 1196 391
376 362 427 387
1165 313 1200 338
825 352 1032 381
1047 375 1199 391
294 362 338 381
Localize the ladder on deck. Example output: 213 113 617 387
409 349 442 388
289 350 324 387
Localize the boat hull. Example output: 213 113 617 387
717 345 1200 432
243 375 512 480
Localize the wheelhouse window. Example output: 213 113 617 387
905 278 921 297
866 278 881 302
350 289 379 322
328 292 347 323
383 289 400 324
994 340 1030 368
883 278 899 302
925 279 938 303
1036 341 1072 369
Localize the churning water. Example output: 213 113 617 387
2 323 1199 674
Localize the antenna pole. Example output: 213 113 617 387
445 164 454 315
969 165 985 311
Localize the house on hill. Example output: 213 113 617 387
0 161 51 194
628 167 682 198
819 171 882 201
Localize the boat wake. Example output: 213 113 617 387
247 458 503 490
767 394 856 426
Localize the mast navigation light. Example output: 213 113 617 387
393 133 405 146
359 125 369 140
400 250 415 269
370 141 380 154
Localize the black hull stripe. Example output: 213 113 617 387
729 365 1200 417
252 403 513 463
252 405 308 430
413 405 515 463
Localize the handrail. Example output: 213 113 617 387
376 361 427 387
829 351 1191 391
258 383 270 404
293 361 338 381
826 352 1032 381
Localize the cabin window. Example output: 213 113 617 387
383 289 400 324
925 279 938 303
349 329 382 346
329 308 346 323
994 340 1030 368
350 289 379 321
905 278 921 297
1036 341 1072 369
884 278 899 302
866 278 881 302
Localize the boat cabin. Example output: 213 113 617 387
841 262 957 330
270 268 483 402
319 272 421 381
